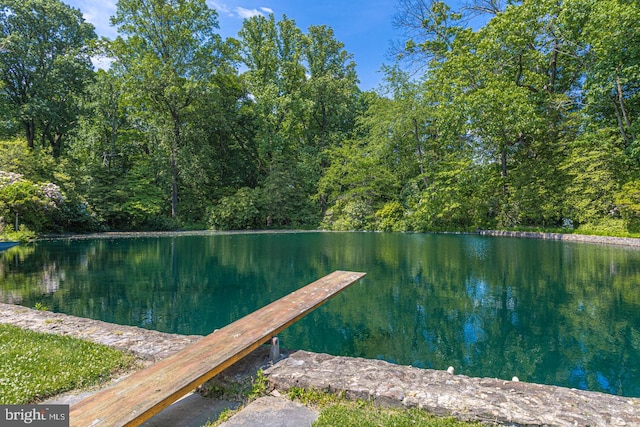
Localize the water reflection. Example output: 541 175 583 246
1 232 640 397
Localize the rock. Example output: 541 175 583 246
264 350 640 427
0 302 201 361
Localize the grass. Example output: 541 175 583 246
0 323 136 404
0 324 480 426
286 387 479 427
500 219 640 239
313 401 480 427
203 381 480 427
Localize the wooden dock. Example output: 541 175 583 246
69 270 366 426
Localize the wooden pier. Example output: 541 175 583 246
69 270 366 426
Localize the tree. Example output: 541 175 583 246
110 0 223 218
580 0 640 156
431 0 588 226
0 0 96 154
238 14 306 173
237 14 360 227
301 25 359 154
69 69 167 230
391 0 464 69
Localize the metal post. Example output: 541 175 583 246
269 336 280 362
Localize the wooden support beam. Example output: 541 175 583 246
69 270 366 427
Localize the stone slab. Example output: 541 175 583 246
264 350 640 426
219 396 318 427
0 302 202 361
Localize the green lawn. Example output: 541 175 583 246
1 325 479 426
313 402 479 427
288 386 480 427
0 323 136 404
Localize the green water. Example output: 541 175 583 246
2 232 640 397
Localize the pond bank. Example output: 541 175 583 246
1 303 639 426
478 230 640 247
38 228 640 248
0 302 201 361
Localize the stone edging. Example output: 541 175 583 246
0 303 202 361
478 230 640 247
36 229 640 249
265 350 640 427
3 303 640 426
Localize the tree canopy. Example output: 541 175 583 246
1 0 640 237
0 0 96 155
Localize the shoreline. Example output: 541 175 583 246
34 228 640 249
478 229 640 247
1 303 639 426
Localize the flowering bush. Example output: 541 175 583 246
0 170 65 232
40 182 65 208
0 171 23 186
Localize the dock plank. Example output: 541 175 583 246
69 270 366 427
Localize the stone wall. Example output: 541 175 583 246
265 350 640 426
478 230 640 247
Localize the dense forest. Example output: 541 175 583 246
1 0 639 237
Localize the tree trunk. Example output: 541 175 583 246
413 118 429 189
171 116 180 218
501 145 508 195
23 120 36 149
616 76 635 142
611 95 631 146
320 102 327 150
548 39 559 92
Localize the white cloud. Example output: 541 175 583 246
66 0 118 39
260 7 274 14
235 7 265 19
207 1 231 15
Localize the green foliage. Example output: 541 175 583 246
287 386 343 407
208 188 262 230
85 165 167 231
561 129 623 226
322 198 375 231
0 138 59 181
0 0 96 153
110 0 223 219
573 218 640 238
616 181 640 232
0 324 135 404
285 386 479 426
314 400 478 427
247 370 269 400
1 0 639 235
238 14 360 230
0 171 64 232
1 224 36 243
33 302 48 311
375 201 407 232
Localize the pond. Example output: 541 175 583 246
1 231 640 397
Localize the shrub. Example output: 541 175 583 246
616 180 640 232
0 171 64 232
321 198 374 231
208 187 262 230
375 201 407 231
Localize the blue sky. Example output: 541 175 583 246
63 0 402 91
